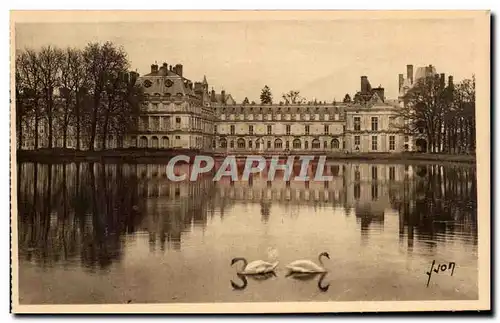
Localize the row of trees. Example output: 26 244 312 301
15 41 144 151
399 75 476 154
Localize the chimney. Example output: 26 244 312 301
406 64 414 85
151 63 159 74
398 73 404 91
361 76 370 93
162 62 168 70
221 90 226 104
175 64 183 77
169 65 173 71
211 88 216 102
448 75 454 88
440 73 445 88
373 87 385 102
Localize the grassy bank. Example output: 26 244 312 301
16 148 476 164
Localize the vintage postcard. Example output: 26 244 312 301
10 10 490 314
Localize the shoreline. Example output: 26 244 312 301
15 148 476 164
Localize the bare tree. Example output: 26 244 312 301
59 48 88 150
83 42 128 150
16 49 43 149
38 46 64 149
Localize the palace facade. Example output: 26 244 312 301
19 61 442 154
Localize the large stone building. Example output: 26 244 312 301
130 62 216 150
213 102 347 154
212 75 408 154
344 76 409 153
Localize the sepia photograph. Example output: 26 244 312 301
9 10 490 314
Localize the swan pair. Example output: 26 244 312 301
231 252 330 275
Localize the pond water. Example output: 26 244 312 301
16 160 478 304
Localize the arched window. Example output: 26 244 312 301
151 136 159 148
293 139 301 149
162 136 169 148
274 138 283 149
312 139 320 149
237 138 246 148
331 138 340 149
139 136 148 148
220 138 227 148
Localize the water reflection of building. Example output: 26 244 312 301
134 163 216 251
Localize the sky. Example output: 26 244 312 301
15 18 477 103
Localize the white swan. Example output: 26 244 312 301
231 257 279 275
285 252 330 273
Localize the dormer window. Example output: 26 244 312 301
176 92 183 98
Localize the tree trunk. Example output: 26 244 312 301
88 95 100 151
17 109 23 150
75 97 81 151
102 112 110 150
34 108 39 149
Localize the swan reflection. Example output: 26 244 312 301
285 271 330 292
230 272 277 290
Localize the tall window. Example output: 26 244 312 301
371 135 378 151
371 117 378 131
354 168 361 181
286 125 291 135
389 135 395 150
214 125 217 133
286 141 290 149
267 125 272 135
230 140 234 148
237 138 245 148
372 166 378 180
305 125 310 135
371 184 378 200
354 135 360 146
354 116 361 131
354 183 360 200
176 117 181 124
249 125 254 135
324 125 329 135
230 125 235 135
389 166 395 181
267 141 271 149
305 141 309 149
249 140 253 148
404 135 409 142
